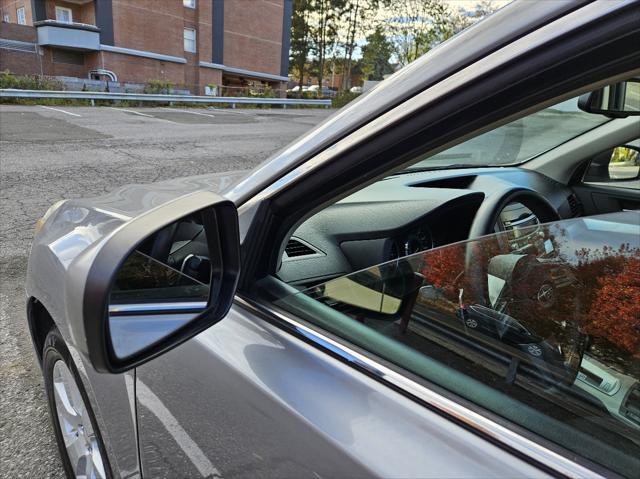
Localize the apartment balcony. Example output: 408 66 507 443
35 20 100 51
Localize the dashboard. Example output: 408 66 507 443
277 167 580 287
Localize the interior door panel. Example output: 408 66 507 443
573 183 640 216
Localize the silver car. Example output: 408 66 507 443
25 1 640 478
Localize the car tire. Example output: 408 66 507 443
42 328 111 479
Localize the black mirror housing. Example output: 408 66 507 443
578 78 640 118
65 191 240 373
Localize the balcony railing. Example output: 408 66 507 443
35 20 100 51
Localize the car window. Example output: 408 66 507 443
405 97 612 170
275 212 640 477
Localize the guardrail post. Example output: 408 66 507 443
283 104 287 110
91 99 95 107
231 102 236 109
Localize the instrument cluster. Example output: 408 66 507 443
389 225 435 260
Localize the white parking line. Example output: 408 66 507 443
109 107 154 118
136 379 222 478
160 107 215 118
40 105 82 117
206 107 253 116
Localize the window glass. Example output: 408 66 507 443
275 212 640 477
3 14 10 22
183 28 196 53
16 6 25 25
55 6 72 23
405 97 611 171
183 0 196 8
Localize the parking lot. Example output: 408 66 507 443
0 104 332 477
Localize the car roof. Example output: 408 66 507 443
228 0 590 204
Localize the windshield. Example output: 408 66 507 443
406 97 612 171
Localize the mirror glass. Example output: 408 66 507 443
109 212 211 359
609 146 640 180
623 81 640 112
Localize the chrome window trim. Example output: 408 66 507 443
235 295 605 479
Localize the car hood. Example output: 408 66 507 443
32 170 249 270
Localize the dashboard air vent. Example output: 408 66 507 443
285 238 316 257
567 194 581 217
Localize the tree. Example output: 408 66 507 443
450 0 500 34
383 0 455 67
360 26 394 80
311 0 344 87
336 0 378 89
573 245 640 357
290 0 313 90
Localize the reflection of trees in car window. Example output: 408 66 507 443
574 245 640 371
277 214 640 477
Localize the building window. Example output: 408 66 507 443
183 0 196 8
55 6 72 23
16 6 26 25
3 14 11 23
183 28 196 53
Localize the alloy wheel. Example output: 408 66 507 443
52 360 106 479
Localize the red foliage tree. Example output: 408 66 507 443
577 254 640 357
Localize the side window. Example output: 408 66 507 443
583 142 640 190
55 6 72 23
183 27 196 53
16 6 26 25
275 215 640 477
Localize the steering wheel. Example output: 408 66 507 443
468 188 560 240
464 188 560 305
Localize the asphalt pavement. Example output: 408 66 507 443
0 104 332 477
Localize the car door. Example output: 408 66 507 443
134 300 547 478
132 2 640 477
133 212 640 479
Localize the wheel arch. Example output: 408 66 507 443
26 297 56 366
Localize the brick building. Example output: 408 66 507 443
0 0 292 95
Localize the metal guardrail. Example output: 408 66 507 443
0 89 332 108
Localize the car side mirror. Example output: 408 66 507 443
578 79 640 118
584 145 640 183
65 191 240 373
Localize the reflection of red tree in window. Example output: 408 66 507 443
575 245 640 357
421 244 466 298
420 231 639 359
421 238 503 303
